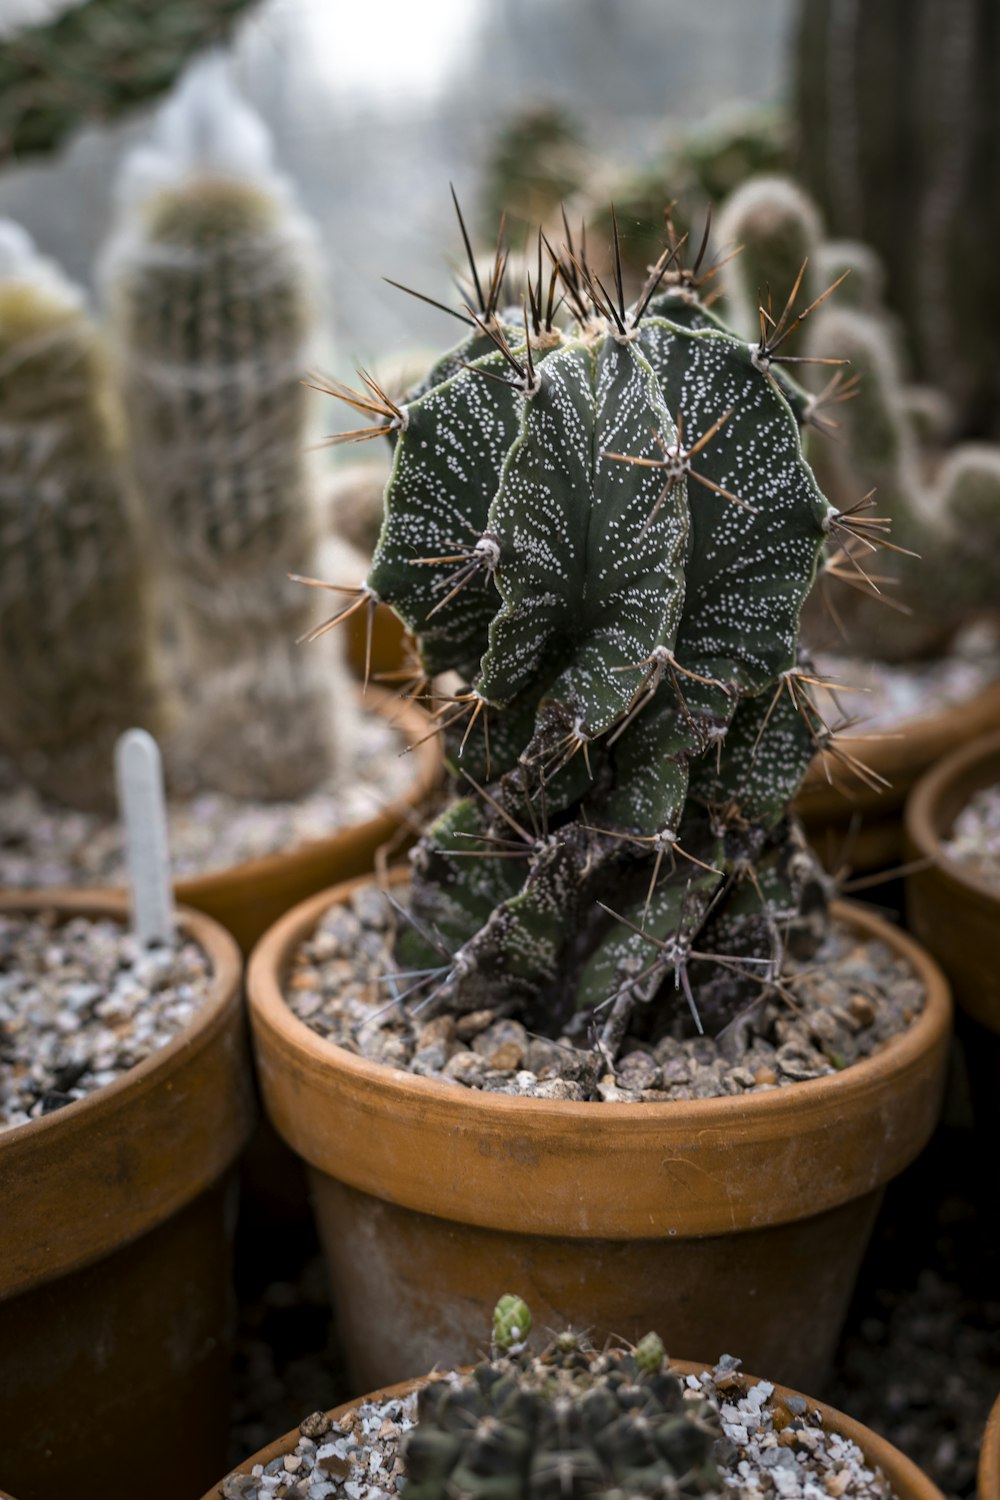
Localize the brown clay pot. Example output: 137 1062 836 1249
174 688 440 955
201 1365 944 1500
0 891 254 1500
344 598 412 684
980 1392 1000 1500
904 729 1000 1154
246 871 951 1397
794 677 1000 875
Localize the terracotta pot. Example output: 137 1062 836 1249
981 1392 1000 1500
0 891 254 1500
794 677 1000 875
202 1365 944 1500
174 688 440 955
904 729 1000 1154
344 598 412 685
247 872 951 1396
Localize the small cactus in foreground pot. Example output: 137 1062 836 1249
403 1297 722 1499
318 206 863 1059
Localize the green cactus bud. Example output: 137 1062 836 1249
332 197 833 1054
0 221 162 811
102 60 346 799
633 1332 666 1375
493 1295 532 1352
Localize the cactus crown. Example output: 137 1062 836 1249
325 205 841 1057
402 1297 722 1500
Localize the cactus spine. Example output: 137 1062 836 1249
103 60 346 800
793 0 1000 438
403 1298 722 1500
324 204 838 1055
720 174 1000 662
0 222 161 810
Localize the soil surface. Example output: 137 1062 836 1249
813 622 1000 734
0 911 212 1129
0 714 413 886
283 888 924 1103
942 783 1000 890
222 1354 897 1500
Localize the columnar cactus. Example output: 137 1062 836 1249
323 210 843 1054
0 221 161 810
403 1298 723 1500
793 0 1000 439
720 175 1000 662
0 0 257 163
102 58 346 799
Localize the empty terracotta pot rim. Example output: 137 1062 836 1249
202 1362 945 1500
905 727 1000 909
247 871 951 1238
0 889 250 1296
797 676 1000 813
175 687 439 901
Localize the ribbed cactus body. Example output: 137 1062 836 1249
103 66 343 800
403 1303 722 1500
0 228 160 810
357 233 833 1047
794 0 1000 438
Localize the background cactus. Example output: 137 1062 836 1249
101 58 349 800
0 0 258 164
403 1298 723 1500
0 220 161 811
719 174 1000 662
793 0 1000 439
326 207 841 1057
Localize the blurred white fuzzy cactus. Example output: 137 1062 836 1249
101 55 350 800
0 220 162 810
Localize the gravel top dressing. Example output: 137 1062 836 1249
284 888 924 1103
0 716 413 887
0 911 213 1130
219 1359 898 1500
941 782 1000 890
813 621 1000 735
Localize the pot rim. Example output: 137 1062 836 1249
980 1390 1000 1500
904 727 1000 910
0 890 250 1296
247 870 951 1239
797 675 1000 812
202 1361 946 1500
173 686 439 900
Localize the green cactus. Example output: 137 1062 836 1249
793 0 1000 439
403 1298 723 1500
321 203 839 1056
482 103 591 245
0 222 161 811
102 63 343 799
720 174 1000 663
0 0 258 163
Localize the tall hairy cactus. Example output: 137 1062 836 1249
404 1298 722 1500
720 174 1000 661
102 58 345 799
0 222 161 811
793 0 1000 438
322 210 842 1056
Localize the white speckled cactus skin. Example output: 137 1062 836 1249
332 222 838 1053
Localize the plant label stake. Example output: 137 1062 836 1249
115 728 174 947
